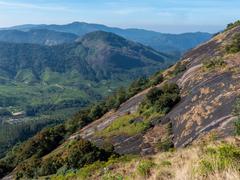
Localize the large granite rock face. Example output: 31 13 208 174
70 26 240 155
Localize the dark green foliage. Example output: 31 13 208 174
203 57 226 70
128 77 150 97
111 87 128 109
89 103 107 120
0 93 118 177
0 162 11 178
156 138 174 152
0 118 62 158
233 97 240 116
235 118 240 136
0 31 171 157
226 33 240 54
172 62 187 76
226 20 240 31
15 158 41 179
233 97 240 136
140 83 180 115
0 32 169 82
0 68 166 178
149 71 164 86
0 109 11 116
13 139 113 179
0 124 67 178
66 140 111 169
146 88 164 105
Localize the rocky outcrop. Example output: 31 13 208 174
72 25 240 155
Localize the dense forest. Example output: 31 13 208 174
0 31 174 157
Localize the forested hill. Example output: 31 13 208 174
0 21 239 180
0 29 78 46
0 31 172 82
1 22 212 57
0 31 172 158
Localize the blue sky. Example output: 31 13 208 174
0 0 240 33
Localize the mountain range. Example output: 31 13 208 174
0 21 239 179
0 22 212 57
0 30 173 157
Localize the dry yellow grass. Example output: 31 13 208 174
78 138 239 180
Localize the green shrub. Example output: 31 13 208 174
127 77 150 97
234 118 240 136
66 139 111 169
226 33 240 53
226 20 240 31
199 143 240 176
233 97 240 135
172 62 187 76
156 138 174 152
233 97 240 116
149 72 164 86
137 160 155 177
140 83 180 117
203 57 226 70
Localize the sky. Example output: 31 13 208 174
0 0 240 33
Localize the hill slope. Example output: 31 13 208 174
0 31 172 158
0 23 239 179
2 22 212 56
0 29 78 46
75 23 240 155
0 31 171 82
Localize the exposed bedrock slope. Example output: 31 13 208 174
71 26 240 155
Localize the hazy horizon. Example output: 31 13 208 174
0 21 223 34
0 0 240 33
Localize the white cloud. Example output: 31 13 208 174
0 1 70 11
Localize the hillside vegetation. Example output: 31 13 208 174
52 139 240 180
2 22 212 56
0 21 239 179
0 31 172 157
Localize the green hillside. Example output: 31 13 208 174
0 31 172 157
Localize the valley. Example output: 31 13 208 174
0 30 173 157
0 21 239 180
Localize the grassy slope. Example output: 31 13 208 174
52 138 240 180
51 136 240 180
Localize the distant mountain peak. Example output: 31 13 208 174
81 31 127 44
0 22 212 58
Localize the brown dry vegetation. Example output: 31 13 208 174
51 137 239 180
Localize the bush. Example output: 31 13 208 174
149 72 164 86
128 77 149 97
172 62 186 76
140 83 180 116
226 33 240 53
203 57 226 70
199 143 240 176
156 138 174 152
137 160 155 177
15 157 41 179
233 97 240 135
234 118 240 136
226 20 240 31
66 139 111 169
